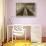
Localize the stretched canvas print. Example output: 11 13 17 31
16 3 35 16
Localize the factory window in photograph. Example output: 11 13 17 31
16 3 36 17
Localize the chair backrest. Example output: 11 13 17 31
13 25 24 36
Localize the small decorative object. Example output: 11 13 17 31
16 3 36 17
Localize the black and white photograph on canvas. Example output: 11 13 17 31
16 3 35 16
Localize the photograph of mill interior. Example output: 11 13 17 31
0 0 46 46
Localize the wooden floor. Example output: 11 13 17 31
3 40 46 46
3 40 31 46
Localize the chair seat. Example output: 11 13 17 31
13 31 24 36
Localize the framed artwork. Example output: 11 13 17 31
16 3 36 17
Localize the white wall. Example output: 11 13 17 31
6 0 46 37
